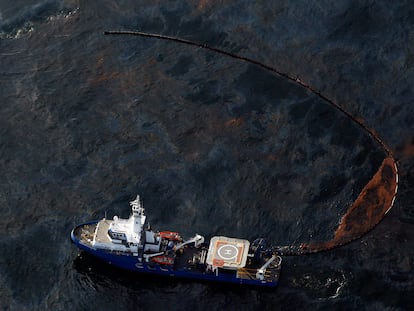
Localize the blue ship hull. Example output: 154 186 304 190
71 221 279 287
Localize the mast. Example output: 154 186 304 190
130 195 146 235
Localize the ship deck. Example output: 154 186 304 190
72 222 97 246
173 244 281 283
94 219 112 245
174 245 208 272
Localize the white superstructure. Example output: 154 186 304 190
92 195 147 254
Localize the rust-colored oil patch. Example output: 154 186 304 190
88 71 120 86
396 137 414 158
303 157 398 252
224 118 244 128
267 154 278 162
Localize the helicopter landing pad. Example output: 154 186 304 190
206 236 250 269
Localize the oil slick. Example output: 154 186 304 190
302 157 399 253
104 30 399 254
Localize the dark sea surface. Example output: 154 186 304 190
0 1 413 310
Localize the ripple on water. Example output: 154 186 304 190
0 1 78 39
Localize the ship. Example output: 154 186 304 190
71 195 282 287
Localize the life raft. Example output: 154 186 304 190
151 255 175 265
159 231 181 241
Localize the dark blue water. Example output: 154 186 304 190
1 1 413 310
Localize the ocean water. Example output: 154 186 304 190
0 1 413 310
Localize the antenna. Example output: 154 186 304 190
130 194 144 216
